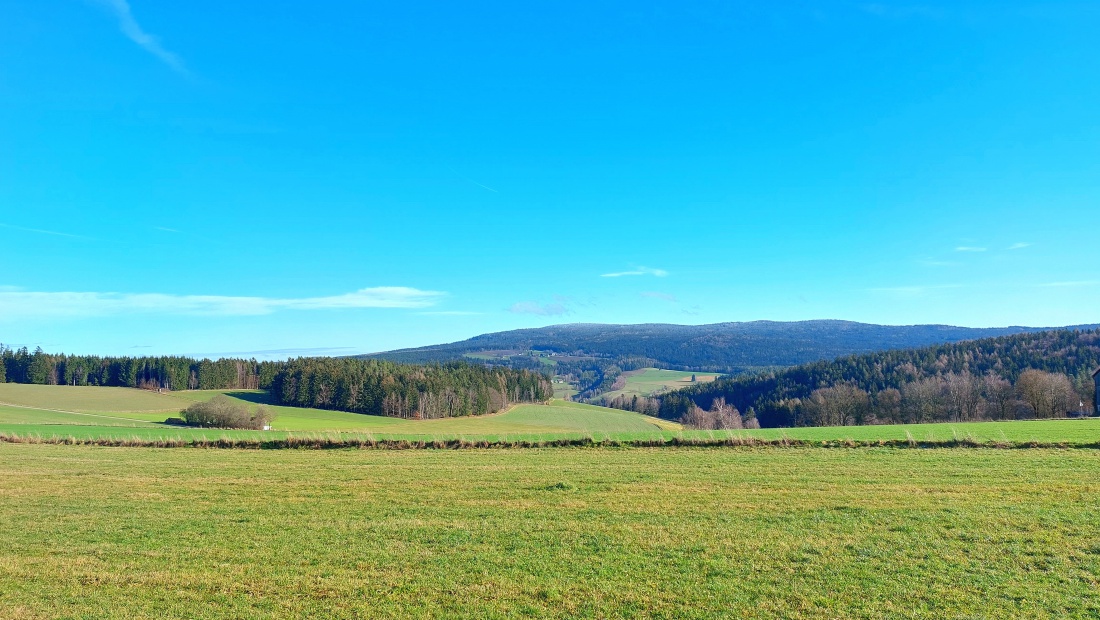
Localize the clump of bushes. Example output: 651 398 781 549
680 397 760 430
180 395 273 430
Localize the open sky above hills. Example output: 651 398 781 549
2 1 1099 357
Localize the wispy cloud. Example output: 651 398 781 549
601 266 668 278
917 259 958 267
91 0 187 74
155 226 181 233
0 222 94 240
448 166 498 193
416 311 483 316
0 286 443 320
954 246 987 253
641 291 677 302
860 4 943 19
1039 280 1100 288
508 301 568 316
206 347 359 358
1008 242 1033 250
868 284 962 298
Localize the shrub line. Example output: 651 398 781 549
1 432 1098 451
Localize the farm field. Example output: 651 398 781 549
600 367 718 402
1 445 1098 618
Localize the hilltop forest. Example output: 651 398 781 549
644 329 1100 428
365 321 1096 371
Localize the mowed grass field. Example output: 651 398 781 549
600 368 718 402
1 445 1098 618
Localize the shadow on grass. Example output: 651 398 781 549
222 391 275 405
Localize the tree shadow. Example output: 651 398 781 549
223 391 275 405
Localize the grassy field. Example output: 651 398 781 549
0 384 679 441
600 368 718 401
1 444 1098 618
552 381 578 400
4 383 1100 445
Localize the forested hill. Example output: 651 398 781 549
364 321 1099 372
655 329 1100 428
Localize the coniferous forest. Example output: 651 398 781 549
0 346 280 390
269 358 551 418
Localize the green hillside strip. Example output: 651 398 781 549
3 384 1096 446
0 383 192 413
601 368 717 401
0 405 159 427
0 392 677 440
2 416 1100 447
2 445 1098 617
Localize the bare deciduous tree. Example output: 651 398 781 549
1016 369 1077 418
801 383 870 427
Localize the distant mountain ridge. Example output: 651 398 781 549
364 320 1100 372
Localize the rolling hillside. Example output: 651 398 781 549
0 384 678 439
364 320 1099 372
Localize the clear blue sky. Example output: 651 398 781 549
2 1 1098 358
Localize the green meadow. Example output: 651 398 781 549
600 368 719 401
0 384 680 442
2 445 1099 618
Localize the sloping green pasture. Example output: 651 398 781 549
0 383 676 440
600 367 718 401
1 445 1098 618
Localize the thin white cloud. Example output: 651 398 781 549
954 246 987 253
1039 280 1100 288
416 311 483 316
867 284 962 298
448 166 499 193
207 347 358 357
641 291 677 302
860 4 943 19
92 0 187 74
1008 242 1033 250
0 222 94 240
0 286 443 320
601 266 668 278
508 301 568 316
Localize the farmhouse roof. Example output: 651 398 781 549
1093 367 1100 378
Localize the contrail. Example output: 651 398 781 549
92 0 188 74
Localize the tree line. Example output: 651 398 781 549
0 346 280 390
628 329 1100 427
270 357 551 419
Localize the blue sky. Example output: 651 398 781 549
1 1 1099 357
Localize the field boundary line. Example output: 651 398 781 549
0 401 160 425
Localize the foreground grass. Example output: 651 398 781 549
1 445 1098 618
